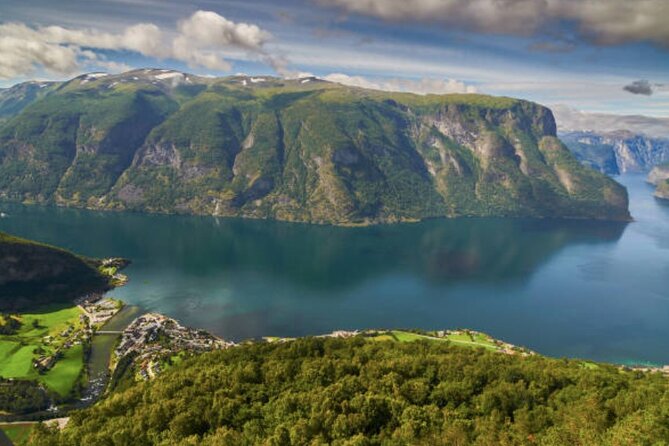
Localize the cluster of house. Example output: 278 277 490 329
114 313 234 380
79 298 121 327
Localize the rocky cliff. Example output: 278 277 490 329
561 130 669 175
0 69 630 223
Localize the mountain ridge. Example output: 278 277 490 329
0 69 630 224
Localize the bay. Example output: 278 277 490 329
1 174 667 364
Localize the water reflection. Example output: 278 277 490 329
0 203 627 292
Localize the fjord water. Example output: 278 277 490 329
1 174 668 364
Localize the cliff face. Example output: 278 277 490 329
0 70 630 223
0 232 110 310
648 164 669 200
561 131 669 175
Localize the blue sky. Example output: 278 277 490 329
2 0 668 117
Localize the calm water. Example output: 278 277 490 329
1 175 668 364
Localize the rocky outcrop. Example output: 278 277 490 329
648 164 669 200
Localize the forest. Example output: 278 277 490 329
29 335 669 445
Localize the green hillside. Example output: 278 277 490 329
0 231 111 311
0 70 630 224
29 335 669 445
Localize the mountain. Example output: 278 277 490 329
560 130 669 175
0 69 629 223
648 163 669 200
0 81 57 123
0 231 112 310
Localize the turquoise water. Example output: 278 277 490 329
1 174 668 364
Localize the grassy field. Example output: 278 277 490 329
0 306 86 396
0 423 34 445
39 344 84 396
368 330 504 352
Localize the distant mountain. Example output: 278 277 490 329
560 131 669 175
0 231 111 311
0 69 629 223
648 163 669 200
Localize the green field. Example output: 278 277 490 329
0 306 86 396
369 330 503 352
0 423 35 445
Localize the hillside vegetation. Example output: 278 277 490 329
29 335 669 445
0 231 110 311
0 70 629 224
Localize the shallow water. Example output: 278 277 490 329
1 174 668 364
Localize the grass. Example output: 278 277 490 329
0 423 35 445
39 344 84 396
0 344 34 377
369 330 502 352
0 306 86 396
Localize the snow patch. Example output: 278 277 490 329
250 77 265 83
154 72 184 80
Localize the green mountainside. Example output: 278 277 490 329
29 335 669 445
0 69 629 224
0 231 110 310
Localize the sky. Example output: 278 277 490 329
1 0 668 118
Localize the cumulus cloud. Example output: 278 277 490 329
317 0 669 47
623 80 653 96
552 104 669 138
173 11 271 71
0 11 280 79
323 73 477 94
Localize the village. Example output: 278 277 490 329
114 313 234 380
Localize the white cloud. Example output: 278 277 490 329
552 104 669 138
0 11 279 79
173 11 271 71
323 73 477 94
318 0 669 47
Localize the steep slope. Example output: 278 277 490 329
561 130 669 174
648 163 669 200
0 70 630 223
0 232 111 310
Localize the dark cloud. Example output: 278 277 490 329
623 80 653 96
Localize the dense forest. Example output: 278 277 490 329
30 336 669 445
